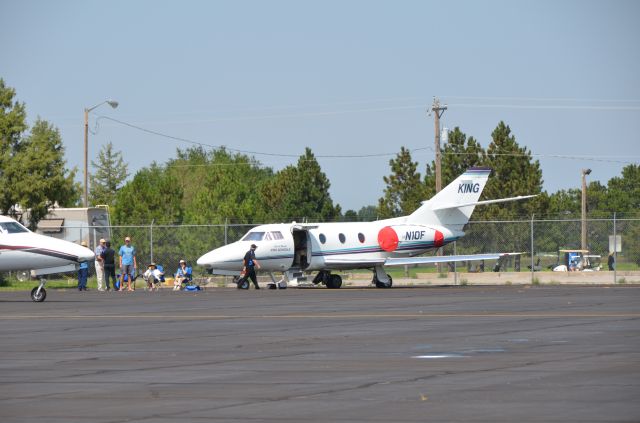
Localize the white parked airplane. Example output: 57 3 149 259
0 215 95 301
197 167 535 289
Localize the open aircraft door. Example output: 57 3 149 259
291 224 315 270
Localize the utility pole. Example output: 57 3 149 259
581 168 592 251
431 98 447 273
431 98 447 193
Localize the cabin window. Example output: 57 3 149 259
264 232 273 241
319 233 326 244
358 233 365 243
339 233 346 243
0 222 29 234
270 231 284 240
242 231 265 241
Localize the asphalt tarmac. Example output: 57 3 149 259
1 285 639 423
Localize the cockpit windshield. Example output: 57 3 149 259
242 231 265 241
0 222 29 234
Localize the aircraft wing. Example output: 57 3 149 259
323 253 521 268
383 253 521 267
323 257 386 267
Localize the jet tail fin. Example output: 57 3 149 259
406 167 491 230
406 167 535 230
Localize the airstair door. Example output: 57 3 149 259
292 228 311 270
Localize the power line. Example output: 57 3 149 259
96 115 638 165
95 115 430 159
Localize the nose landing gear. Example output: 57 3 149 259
31 278 47 302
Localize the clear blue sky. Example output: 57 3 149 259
1 0 639 211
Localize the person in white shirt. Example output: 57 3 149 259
143 263 164 291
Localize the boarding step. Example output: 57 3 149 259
285 268 307 287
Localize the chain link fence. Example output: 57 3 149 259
8 216 640 284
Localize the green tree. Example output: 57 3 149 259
424 127 486 198
358 205 378 221
479 121 544 220
89 142 128 207
261 147 340 222
186 148 272 224
604 164 640 216
343 209 358 221
0 80 79 228
378 147 427 218
112 164 183 225
0 79 28 217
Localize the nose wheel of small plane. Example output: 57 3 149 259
31 278 48 302
31 286 47 302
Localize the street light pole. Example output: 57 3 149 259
581 168 592 251
83 100 118 207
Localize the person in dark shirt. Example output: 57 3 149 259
608 253 615 271
103 241 116 291
241 244 261 289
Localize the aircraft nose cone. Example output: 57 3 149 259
79 248 96 262
197 250 217 267
197 245 239 271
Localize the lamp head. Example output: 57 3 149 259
106 100 119 109
582 168 592 176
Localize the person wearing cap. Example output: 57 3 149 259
174 259 191 290
240 244 261 289
143 263 164 291
78 241 90 291
94 238 106 291
118 236 137 291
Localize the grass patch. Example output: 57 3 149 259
617 277 627 284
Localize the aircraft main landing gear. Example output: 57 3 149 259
31 278 47 302
373 266 393 288
313 270 342 289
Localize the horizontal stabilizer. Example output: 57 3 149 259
431 195 538 211
384 252 522 267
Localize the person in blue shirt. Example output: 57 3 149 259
173 259 191 290
78 241 90 291
118 236 137 291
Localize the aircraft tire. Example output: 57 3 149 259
31 287 47 302
237 279 250 290
326 274 342 289
374 274 393 288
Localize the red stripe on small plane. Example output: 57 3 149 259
434 230 444 248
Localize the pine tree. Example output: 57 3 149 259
89 142 128 207
378 147 427 218
424 127 486 198
479 121 544 220
261 147 340 222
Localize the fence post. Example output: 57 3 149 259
150 220 154 263
224 218 228 245
453 241 458 285
613 212 617 284
531 214 535 284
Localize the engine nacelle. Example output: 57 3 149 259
377 224 449 252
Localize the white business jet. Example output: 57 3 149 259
0 215 95 301
197 167 535 289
